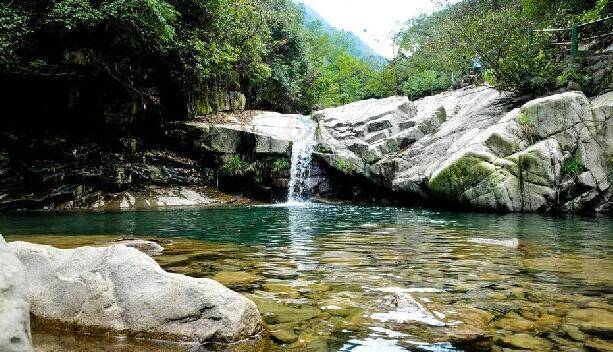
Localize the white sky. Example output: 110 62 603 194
299 0 446 59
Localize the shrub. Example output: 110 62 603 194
272 158 291 173
219 156 250 177
556 62 592 92
336 159 355 174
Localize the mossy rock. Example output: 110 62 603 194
428 153 495 200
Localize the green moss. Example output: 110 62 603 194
336 159 356 174
194 95 213 116
317 144 332 154
428 154 494 198
563 158 584 177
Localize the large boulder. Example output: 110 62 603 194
317 87 613 212
0 235 33 352
314 95 418 181
7 241 262 344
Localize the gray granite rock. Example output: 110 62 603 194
8 241 262 344
0 235 33 352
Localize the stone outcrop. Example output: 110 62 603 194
316 87 613 212
195 91 247 116
0 235 33 352
314 96 419 177
7 241 262 344
166 111 314 155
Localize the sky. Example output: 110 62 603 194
298 0 447 59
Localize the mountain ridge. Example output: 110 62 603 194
296 2 386 65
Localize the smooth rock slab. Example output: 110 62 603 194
7 242 262 344
0 235 33 352
564 308 613 337
498 333 553 350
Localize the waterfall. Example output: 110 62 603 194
287 117 316 204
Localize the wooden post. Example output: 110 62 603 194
571 25 579 57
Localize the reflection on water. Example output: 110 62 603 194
2 204 613 351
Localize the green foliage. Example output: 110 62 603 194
272 158 291 173
336 159 356 174
393 0 606 95
219 156 250 177
0 5 31 68
516 113 531 125
301 25 390 108
402 70 451 100
1 0 393 115
556 63 592 91
563 158 584 176
316 144 332 154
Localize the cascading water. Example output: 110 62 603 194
286 116 316 204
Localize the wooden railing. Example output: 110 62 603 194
532 15 613 57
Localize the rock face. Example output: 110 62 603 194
194 91 247 116
314 96 419 179
7 241 262 344
166 111 313 155
0 235 33 352
316 87 613 212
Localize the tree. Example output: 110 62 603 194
392 0 608 95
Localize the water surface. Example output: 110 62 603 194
2 205 612 351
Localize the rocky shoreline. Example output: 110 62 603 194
314 88 613 213
0 235 263 351
1 86 611 213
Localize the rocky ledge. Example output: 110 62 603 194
315 88 613 212
4 239 262 346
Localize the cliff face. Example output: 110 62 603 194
0 109 293 211
315 87 613 213
2 85 611 213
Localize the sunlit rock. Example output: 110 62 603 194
0 235 33 352
497 333 553 350
7 241 262 344
316 87 613 212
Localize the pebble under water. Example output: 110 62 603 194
1 204 612 351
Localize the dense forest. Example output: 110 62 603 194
0 0 611 120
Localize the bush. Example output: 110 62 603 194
219 156 251 177
402 70 451 100
392 0 609 95
556 62 592 92
272 158 291 173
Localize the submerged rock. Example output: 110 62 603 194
0 235 33 352
7 241 262 344
498 333 553 350
372 292 446 326
111 239 165 256
564 308 613 336
316 87 613 212
468 237 519 248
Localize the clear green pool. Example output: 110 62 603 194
2 204 612 351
